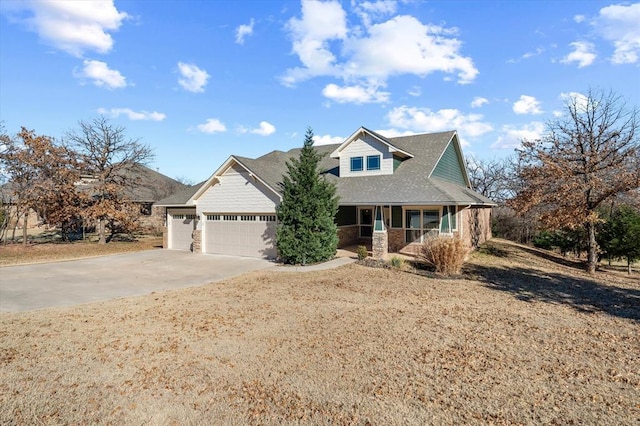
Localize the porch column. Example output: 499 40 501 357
372 205 388 259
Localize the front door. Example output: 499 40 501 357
359 208 372 237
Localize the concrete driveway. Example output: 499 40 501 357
0 250 273 313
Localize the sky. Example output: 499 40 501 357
1 0 639 184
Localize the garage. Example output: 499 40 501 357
168 209 197 251
204 214 277 258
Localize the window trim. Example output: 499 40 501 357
366 154 381 171
350 156 364 172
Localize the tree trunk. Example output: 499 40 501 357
98 218 106 244
586 221 598 274
628 257 632 275
22 213 28 246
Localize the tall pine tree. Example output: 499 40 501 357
276 128 338 264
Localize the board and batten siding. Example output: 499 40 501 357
431 141 467 186
339 134 394 177
196 171 280 215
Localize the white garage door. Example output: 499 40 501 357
169 212 197 251
204 214 277 258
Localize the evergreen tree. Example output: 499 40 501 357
276 128 338 264
598 205 640 274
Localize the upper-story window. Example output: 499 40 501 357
350 156 363 172
367 155 381 171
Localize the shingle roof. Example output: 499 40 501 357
155 181 203 205
161 130 495 207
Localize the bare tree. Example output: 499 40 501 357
509 89 639 274
65 117 154 244
466 155 518 204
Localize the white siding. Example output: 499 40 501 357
339 134 393 177
196 172 279 215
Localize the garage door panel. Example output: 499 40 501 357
204 216 276 258
168 211 196 251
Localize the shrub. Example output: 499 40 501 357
420 236 470 276
389 256 405 269
356 245 368 260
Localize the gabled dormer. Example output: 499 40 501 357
330 127 413 177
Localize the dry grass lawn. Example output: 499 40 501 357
0 235 163 266
1 239 638 425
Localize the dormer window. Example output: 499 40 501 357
350 156 363 172
367 155 380 171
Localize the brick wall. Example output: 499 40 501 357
337 225 359 248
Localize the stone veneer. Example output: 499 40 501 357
192 229 202 254
162 226 168 249
372 231 388 259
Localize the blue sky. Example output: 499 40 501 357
1 0 639 183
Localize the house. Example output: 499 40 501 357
0 164 187 234
155 127 496 258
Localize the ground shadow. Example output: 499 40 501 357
465 261 640 322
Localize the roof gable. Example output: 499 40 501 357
189 156 282 203
430 133 470 187
330 127 413 159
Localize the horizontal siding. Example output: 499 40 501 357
340 134 393 177
196 172 279 214
431 141 467 186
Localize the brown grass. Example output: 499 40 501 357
1 239 638 424
0 236 163 266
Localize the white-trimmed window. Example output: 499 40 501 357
206 214 221 221
350 156 363 172
259 215 277 222
173 214 185 220
366 155 381 171
440 206 458 233
223 215 238 221
241 215 257 221
405 208 440 243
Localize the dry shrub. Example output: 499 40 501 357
420 235 470 275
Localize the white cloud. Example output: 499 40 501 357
251 121 276 136
235 19 254 45
408 86 421 97
593 3 640 64
197 118 226 134
574 14 586 23
312 134 344 145
561 41 596 67
177 62 210 93
2 0 129 56
386 105 493 146
97 107 165 121
354 0 397 26
559 91 590 112
282 1 478 99
471 97 489 108
513 95 542 115
75 59 127 89
282 0 348 86
322 83 390 104
491 122 545 149
343 15 478 84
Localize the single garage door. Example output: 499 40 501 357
169 212 197 251
204 214 277 258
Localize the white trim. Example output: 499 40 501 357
330 127 413 159
190 156 281 203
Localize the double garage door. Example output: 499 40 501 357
204 214 277 258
